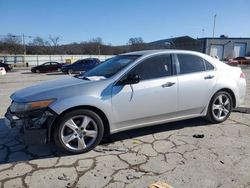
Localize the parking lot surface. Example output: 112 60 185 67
0 69 250 188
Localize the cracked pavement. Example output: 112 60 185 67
0 69 250 188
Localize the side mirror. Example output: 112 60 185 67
120 74 140 85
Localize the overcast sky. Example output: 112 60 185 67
1 0 249 45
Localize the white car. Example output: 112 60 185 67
5 50 246 154
0 67 6 75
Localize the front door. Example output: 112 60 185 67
111 54 178 130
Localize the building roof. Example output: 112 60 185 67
148 36 197 46
198 37 250 40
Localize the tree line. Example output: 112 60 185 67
0 34 162 55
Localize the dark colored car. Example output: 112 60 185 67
61 58 100 74
0 62 13 72
31 62 63 73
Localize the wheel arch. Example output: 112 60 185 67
49 105 110 142
213 88 236 108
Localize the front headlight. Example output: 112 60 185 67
10 99 55 113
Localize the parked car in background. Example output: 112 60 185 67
5 50 246 154
100 58 112 64
227 57 250 66
0 62 13 72
0 67 7 75
31 62 63 73
61 58 100 74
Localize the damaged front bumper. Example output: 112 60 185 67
4 107 58 144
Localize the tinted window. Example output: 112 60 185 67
83 60 91 64
51 62 58 65
84 60 96 64
129 54 172 80
177 54 205 74
43 62 50 66
204 60 214 71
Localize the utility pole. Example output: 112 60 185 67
202 29 205 38
21 34 32 66
98 44 101 56
22 34 26 65
212 14 217 43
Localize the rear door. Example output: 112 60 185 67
175 53 217 115
83 60 93 71
40 62 50 72
50 62 59 71
73 60 84 71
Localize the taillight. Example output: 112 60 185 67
240 72 246 79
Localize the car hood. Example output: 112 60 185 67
11 76 92 103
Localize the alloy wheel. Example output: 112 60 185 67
212 94 231 121
60 115 98 151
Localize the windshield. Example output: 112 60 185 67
74 60 82 64
82 55 141 79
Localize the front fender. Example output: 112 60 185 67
49 95 112 122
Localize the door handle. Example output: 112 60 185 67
204 75 214 80
161 82 175 88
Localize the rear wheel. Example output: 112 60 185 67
54 109 104 154
206 91 232 123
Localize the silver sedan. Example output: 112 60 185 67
5 50 246 154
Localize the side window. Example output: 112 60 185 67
84 60 91 64
204 60 214 71
177 54 205 74
129 54 172 80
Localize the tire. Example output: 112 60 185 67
67 69 73 74
206 91 233 123
36 69 40 73
54 109 104 154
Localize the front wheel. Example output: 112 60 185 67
54 109 104 154
206 91 232 123
67 69 73 75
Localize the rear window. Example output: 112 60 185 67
177 54 205 74
204 60 214 71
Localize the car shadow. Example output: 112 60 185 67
101 117 211 144
0 117 211 165
46 72 66 76
21 72 33 74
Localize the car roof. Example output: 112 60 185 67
122 49 228 70
122 49 205 56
